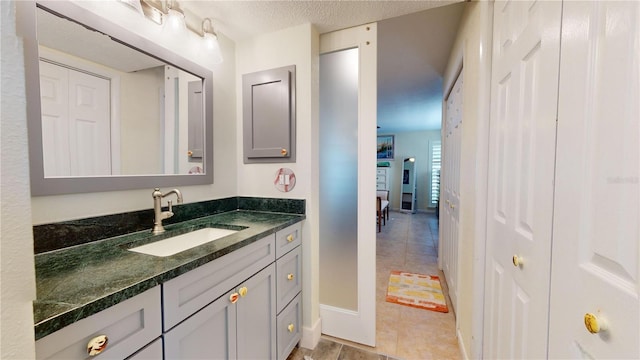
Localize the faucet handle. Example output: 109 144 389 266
167 200 173 212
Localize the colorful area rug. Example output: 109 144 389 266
386 271 449 313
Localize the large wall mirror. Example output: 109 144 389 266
22 1 213 195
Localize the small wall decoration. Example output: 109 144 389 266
377 135 395 160
274 168 296 192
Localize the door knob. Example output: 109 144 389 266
512 255 523 267
187 150 193 157
584 312 607 334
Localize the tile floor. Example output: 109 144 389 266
289 211 461 360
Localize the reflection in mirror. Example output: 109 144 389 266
401 157 417 213
23 1 213 195
37 7 203 177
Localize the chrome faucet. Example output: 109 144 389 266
152 188 183 235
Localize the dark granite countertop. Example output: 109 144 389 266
33 210 304 340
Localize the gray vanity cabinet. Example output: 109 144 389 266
274 223 303 360
163 264 276 359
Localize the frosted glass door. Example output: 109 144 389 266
319 47 359 310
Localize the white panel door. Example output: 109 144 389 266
548 2 640 358
39 61 111 177
440 71 463 313
67 68 111 176
39 61 71 177
483 1 561 358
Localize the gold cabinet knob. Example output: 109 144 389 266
584 312 606 334
187 150 193 157
281 148 288 156
287 323 295 333
512 255 523 267
230 292 239 304
286 234 294 242
287 273 294 281
87 335 108 356
239 286 248 297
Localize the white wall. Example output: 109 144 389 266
441 2 493 358
1 1 37 358
381 130 441 211
30 1 238 224
120 66 164 174
236 23 320 348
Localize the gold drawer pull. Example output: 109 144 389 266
87 335 108 356
287 273 294 281
187 150 193 157
286 234 294 242
287 323 295 333
230 292 239 304
281 148 288 156
239 286 248 297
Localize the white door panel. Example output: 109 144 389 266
549 2 640 358
40 61 111 177
441 72 463 313
39 61 71 177
484 1 561 358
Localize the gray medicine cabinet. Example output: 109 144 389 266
242 65 296 163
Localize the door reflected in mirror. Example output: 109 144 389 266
37 6 204 178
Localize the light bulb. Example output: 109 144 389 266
164 8 186 33
202 32 223 64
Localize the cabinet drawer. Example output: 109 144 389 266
376 183 386 190
275 222 301 258
35 286 161 360
277 293 301 360
376 174 386 183
163 234 275 330
276 245 301 313
376 169 386 175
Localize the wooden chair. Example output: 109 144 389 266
376 190 389 232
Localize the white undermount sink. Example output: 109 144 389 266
128 227 238 257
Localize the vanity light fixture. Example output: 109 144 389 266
122 0 224 64
202 18 223 64
163 0 186 33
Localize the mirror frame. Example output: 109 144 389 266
20 0 214 196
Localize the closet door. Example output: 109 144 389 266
483 1 561 358
440 71 462 313
549 2 640 358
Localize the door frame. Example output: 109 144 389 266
440 2 494 358
318 23 377 347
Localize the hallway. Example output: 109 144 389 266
374 211 460 359
291 211 460 359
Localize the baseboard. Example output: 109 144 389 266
457 328 469 360
299 317 322 350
